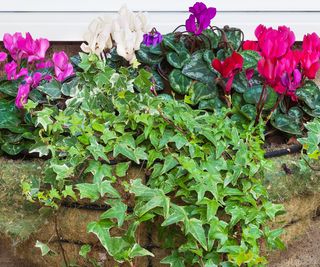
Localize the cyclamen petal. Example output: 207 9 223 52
52 51 74 82
212 52 243 93
15 84 31 109
3 32 23 60
186 2 216 35
143 30 163 47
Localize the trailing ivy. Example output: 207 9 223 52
23 54 285 266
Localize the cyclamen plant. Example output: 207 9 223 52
0 32 74 155
212 25 320 134
1 32 74 109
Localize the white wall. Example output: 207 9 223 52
0 0 319 41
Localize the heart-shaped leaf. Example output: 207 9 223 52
243 85 278 110
296 81 320 110
166 51 191 69
182 51 216 83
240 50 260 69
169 69 193 95
189 82 217 104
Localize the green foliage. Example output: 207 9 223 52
298 118 320 171
136 26 320 137
23 55 284 266
0 70 76 155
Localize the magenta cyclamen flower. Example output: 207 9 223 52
15 83 31 109
3 32 23 60
5 61 28 80
3 32 50 62
52 51 74 82
186 2 216 35
143 29 163 47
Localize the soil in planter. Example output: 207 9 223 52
269 217 320 266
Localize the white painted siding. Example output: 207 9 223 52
0 0 319 41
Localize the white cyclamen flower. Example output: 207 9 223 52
81 16 113 57
111 5 149 63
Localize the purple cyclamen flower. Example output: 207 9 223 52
281 69 302 101
143 29 163 47
186 2 217 35
15 83 31 109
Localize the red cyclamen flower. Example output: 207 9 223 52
212 52 244 93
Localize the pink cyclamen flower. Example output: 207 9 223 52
257 57 286 93
5 61 28 80
17 33 50 62
256 24 295 59
25 72 42 88
0 52 7 62
52 51 74 82
36 60 53 69
302 33 320 56
3 32 23 60
300 50 320 79
186 2 216 35
15 83 31 109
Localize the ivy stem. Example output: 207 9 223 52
54 214 69 266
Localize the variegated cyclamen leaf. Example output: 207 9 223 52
169 69 192 95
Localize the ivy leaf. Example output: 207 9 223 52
161 251 185 267
161 204 187 227
115 162 130 177
160 155 178 175
62 185 77 201
185 218 207 250
85 161 113 183
114 143 137 163
100 200 127 227
135 194 170 218
128 244 154 258
36 108 54 131
99 180 121 198
35 241 55 256
29 142 50 157
87 220 116 255
76 183 100 202
79 244 91 258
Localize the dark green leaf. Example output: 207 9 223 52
168 69 192 95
